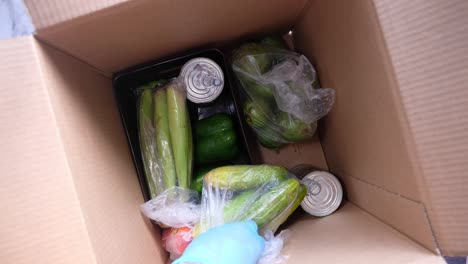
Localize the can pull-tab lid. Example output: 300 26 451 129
193 64 223 87
181 58 224 104
300 171 343 217
303 178 322 195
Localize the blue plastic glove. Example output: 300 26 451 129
173 221 265 264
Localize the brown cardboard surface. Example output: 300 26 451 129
293 0 439 251
294 0 423 204
34 41 167 264
1 0 466 260
259 134 329 170
25 0 129 29
373 0 468 255
340 174 437 252
27 0 307 74
0 37 96 263
286 203 445 264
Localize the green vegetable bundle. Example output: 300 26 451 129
194 165 306 237
138 80 193 199
232 36 335 149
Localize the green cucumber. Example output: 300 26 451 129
191 164 224 195
261 183 307 232
223 190 259 222
245 178 302 228
204 165 288 190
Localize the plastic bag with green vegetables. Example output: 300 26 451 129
232 38 335 148
138 78 198 228
194 165 306 237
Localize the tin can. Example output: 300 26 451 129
291 165 343 217
180 57 224 104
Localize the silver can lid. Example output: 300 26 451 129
180 57 224 104
300 171 342 217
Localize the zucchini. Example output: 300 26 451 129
204 165 288 190
246 178 302 228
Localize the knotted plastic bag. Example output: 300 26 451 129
232 40 335 148
194 165 306 236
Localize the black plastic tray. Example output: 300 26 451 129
113 49 254 201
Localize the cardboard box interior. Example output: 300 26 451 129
1 0 466 263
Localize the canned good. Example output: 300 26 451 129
291 165 342 217
180 57 224 104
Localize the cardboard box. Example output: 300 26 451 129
1 0 466 263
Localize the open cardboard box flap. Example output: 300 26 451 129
1 0 467 263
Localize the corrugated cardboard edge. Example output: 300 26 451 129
0 36 98 264
292 0 440 253
18 0 467 257
340 173 439 253
25 0 308 74
295 0 425 201
32 39 168 264
372 0 468 255
285 203 445 264
25 0 130 30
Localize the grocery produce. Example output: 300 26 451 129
137 80 193 198
246 178 302 228
262 183 307 232
231 43 271 75
187 123 193 187
204 165 288 190
245 82 276 102
260 36 287 49
276 111 317 142
222 179 304 228
162 226 193 260
197 165 306 236
232 36 335 149
223 190 258 222
194 114 239 165
138 80 167 197
195 113 234 137
154 89 177 189
254 126 285 149
167 83 192 189
243 98 270 129
191 164 223 195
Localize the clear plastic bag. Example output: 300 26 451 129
194 165 307 237
138 78 197 229
258 230 290 264
232 42 335 148
140 187 200 228
137 78 193 199
138 79 198 257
